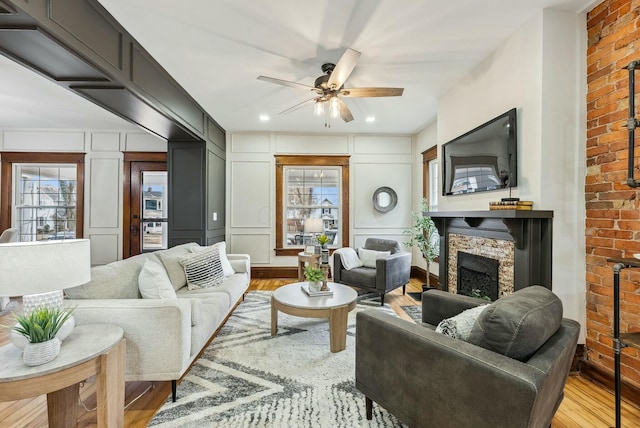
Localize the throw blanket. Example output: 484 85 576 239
333 247 364 270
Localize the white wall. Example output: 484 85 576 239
429 9 587 339
226 132 414 267
413 121 439 278
0 129 166 265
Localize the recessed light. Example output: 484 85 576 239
259 114 270 121
366 116 375 123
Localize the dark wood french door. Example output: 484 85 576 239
123 153 167 258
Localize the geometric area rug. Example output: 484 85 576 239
149 291 406 427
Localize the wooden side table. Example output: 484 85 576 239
0 324 126 428
298 251 320 281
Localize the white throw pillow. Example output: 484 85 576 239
180 246 225 290
358 248 391 268
138 259 177 299
435 305 488 341
212 242 235 276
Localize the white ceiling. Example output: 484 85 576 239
1 0 596 135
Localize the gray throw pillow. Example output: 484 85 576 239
467 286 563 361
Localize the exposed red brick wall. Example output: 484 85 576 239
586 0 640 387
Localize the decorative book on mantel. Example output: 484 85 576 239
489 200 534 210
301 283 333 297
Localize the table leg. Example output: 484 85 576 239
271 297 278 336
47 383 79 428
96 339 126 428
298 260 305 281
329 305 349 353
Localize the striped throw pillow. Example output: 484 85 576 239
179 246 225 290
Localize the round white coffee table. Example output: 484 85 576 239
271 281 358 353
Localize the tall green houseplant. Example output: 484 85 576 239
404 198 439 287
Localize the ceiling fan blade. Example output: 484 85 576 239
327 48 361 90
257 75 318 92
340 87 404 97
279 97 317 115
337 98 354 122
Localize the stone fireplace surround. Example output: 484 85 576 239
429 210 553 296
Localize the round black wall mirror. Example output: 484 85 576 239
373 187 398 213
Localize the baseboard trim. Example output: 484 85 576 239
251 266 298 279
410 266 438 287
580 358 640 404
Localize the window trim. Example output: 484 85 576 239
422 145 438 262
422 145 437 202
1 152 85 237
275 155 349 257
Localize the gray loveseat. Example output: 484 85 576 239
64 242 250 401
356 286 580 427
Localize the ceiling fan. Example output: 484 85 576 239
257 48 404 126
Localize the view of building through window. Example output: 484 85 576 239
284 167 340 247
15 164 77 242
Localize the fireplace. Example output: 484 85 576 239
457 252 499 301
429 210 553 293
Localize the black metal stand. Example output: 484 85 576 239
612 263 626 428
606 258 640 428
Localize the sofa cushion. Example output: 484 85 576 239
180 246 225 290
138 259 177 299
467 286 563 361
364 237 402 254
435 304 488 340
156 242 200 291
64 253 158 299
358 248 391 268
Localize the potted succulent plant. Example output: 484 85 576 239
304 265 324 291
316 234 331 248
9 306 75 366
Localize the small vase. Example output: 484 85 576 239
23 338 61 366
309 281 321 292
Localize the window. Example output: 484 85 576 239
15 165 77 241
284 167 340 246
1 153 84 241
275 155 349 256
428 158 438 211
422 145 438 210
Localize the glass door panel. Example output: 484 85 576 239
141 171 168 251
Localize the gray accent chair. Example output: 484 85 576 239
332 238 411 305
356 287 580 428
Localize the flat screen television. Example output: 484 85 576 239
442 108 517 196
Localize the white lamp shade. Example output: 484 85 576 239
304 218 324 234
0 239 91 296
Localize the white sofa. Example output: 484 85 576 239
64 242 250 400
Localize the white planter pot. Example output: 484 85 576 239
309 281 322 292
23 338 61 366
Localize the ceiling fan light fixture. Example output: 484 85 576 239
329 96 340 118
314 99 325 116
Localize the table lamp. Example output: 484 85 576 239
304 218 324 253
0 239 91 348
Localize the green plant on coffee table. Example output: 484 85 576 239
304 266 324 282
9 306 75 343
316 234 331 246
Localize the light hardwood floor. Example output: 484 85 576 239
1 278 639 427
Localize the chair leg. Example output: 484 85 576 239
171 380 177 402
380 293 385 306
366 396 373 420
402 284 406 295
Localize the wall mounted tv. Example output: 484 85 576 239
442 108 517 196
